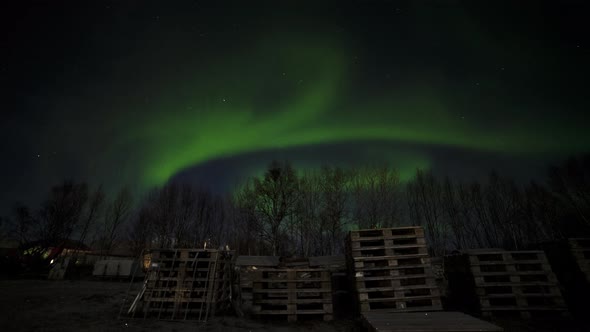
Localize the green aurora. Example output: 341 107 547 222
3 1 589 211
119 35 587 188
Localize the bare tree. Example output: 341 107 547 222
319 165 350 255
37 181 89 249
12 202 34 246
127 207 152 257
240 161 300 256
524 181 565 241
351 165 401 229
99 187 133 255
441 177 467 250
233 185 265 255
455 182 484 248
76 186 104 251
548 155 590 228
149 184 179 248
406 169 448 256
484 172 527 250
295 169 323 256
174 185 198 248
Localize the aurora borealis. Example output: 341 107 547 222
2 1 589 213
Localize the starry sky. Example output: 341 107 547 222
1 0 589 214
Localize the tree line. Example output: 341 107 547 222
2 155 589 259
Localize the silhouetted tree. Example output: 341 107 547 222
351 165 401 229
99 187 133 255
294 169 323 256
548 155 590 228
127 207 152 257
37 181 89 249
12 202 34 246
76 186 104 252
241 161 300 256
319 165 350 254
406 169 448 256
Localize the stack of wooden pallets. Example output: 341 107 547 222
569 238 590 283
250 268 333 321
467 250 567 318
126 249 234 321
235 256 280 309
346 226 442 313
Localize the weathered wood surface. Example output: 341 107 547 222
235 256 280 267
309 255 346 270
569 238 590 282
347 226 442 314
465 250 567 317
362 311 503 332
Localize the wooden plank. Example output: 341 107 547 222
350 237 426 250
471 272 554 282
353 254 429 263
353 263 431 272
350 227 424 240
252 288 331 294
569 238 590 249
356 272 433 282
308 255 346 269
362 311 503 332
470 264 552 276
236 256 280 267
481 306 569 312
350 246 428 259
357 283 439 294
255 298 332 305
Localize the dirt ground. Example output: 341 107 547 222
0 279 361 332
1 279 588 332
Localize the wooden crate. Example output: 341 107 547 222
467 250 568 318
250 268 333 321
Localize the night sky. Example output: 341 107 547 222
2 1 589 214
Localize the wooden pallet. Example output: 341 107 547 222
569 238 590 283
127 249 234 321
467 250 567 318
347 226 442 313
250 268 333 321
